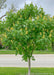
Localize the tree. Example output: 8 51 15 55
1 3 54 75
0 1 16 19
0 0 7 19
0 0 6 9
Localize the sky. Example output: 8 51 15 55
0 0 54 17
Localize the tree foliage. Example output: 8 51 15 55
1 3 54 75
51 16 54 50
0 20 4 48
1 3 54 60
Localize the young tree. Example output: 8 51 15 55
1 3 54 75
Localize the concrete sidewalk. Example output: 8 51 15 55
0 54 54 67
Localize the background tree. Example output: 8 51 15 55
0 0 6 9
0 0 16 19
0 0 7 19
1 3 54 75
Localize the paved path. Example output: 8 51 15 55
0 54 54 67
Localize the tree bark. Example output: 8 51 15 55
28 58 31 75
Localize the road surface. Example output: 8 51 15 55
0 54 54 67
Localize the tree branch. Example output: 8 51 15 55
0 14 6 19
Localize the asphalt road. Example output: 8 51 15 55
0 54 54 67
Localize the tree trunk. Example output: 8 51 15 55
52 42 54 50
28 58 31 75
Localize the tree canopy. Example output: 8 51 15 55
1 3 54 60
1 3 54 75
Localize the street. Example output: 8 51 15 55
0 54 54 67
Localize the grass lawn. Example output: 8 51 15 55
33 50 54 54
0 67 54 75
0 49 15 54
0 49 54 54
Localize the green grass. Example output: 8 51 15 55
0 67 54 75
0 49 54 54
0 49 15 54
33 50 54 54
